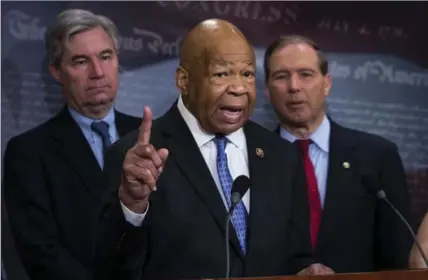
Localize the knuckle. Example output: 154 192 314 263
144 144 154 154
143 172 155 185
149 176 156 186
141 167 151 176
134 159 146 169
144 160 155 170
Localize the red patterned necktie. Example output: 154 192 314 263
296 139 322 249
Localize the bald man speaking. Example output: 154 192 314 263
94 19 332 279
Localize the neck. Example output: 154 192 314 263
70 106 112 120
281 114 326 139
87 110 110 119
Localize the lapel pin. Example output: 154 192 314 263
343 161 350 169
256 148 264 158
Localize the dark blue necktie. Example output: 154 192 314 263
91 121 111 151
214 135 247 254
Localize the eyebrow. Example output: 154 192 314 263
211 60 254 67
70 48 114 62
100 48 114 55
271 68 315 75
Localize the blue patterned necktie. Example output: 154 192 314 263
91 121 112 151
214 135 248 254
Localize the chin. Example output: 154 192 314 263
87 97 113 107
83 102 113 117
291 118 310 127
285 110 309 122
216 122 247 135
92 102 113 111
93 94 113 103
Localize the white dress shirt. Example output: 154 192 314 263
121 96 250 226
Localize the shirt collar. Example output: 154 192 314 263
176 95 246 150
280 115 330 153
68 106 116 130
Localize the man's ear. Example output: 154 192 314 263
175 65 189 96
264 84 270 102
323 73 332 98
49 63 61 82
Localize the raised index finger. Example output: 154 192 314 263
137 106 152 144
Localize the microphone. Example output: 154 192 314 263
225 175 250 279
362 176 428 268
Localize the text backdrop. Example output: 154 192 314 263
1 1 428 279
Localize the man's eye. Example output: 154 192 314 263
101 54 112 60
73 60 87 66
243 71 254 78
214 72 228 78
274 74 289 80
301 72 313 77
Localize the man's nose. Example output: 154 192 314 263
89 60 104 79
288 74 300 93
228 76 249 95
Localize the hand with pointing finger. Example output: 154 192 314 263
119 106 169 214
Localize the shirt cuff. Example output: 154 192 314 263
120 201 149 227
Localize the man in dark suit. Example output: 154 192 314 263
263 35 413 273
94 19 334 280
3 9 141 280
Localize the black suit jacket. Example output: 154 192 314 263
94 105 314 280
275 120 412 272
2 107 141 280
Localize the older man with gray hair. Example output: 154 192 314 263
3 9 141 280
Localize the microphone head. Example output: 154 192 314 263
231 175 250 205
376 190 386 200
361 175 386 200
231 192 241 205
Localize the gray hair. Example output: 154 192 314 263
45 9 119 66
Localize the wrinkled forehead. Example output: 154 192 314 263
271 43 319 68
197 39 255 69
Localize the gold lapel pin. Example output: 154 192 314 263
343 161 351 169
256 148 264 158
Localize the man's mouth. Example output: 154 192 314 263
87 85 109 91
218 107 244 123
288 100 306 107
220 106 243 113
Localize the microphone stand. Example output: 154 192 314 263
225 193 241 279
377 190 428 268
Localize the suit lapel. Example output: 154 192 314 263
273 124 281 135
161 106 245 259
52 108 104 201
244 122 276 259
316 121 358 252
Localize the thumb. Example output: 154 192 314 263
158 148 169 165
